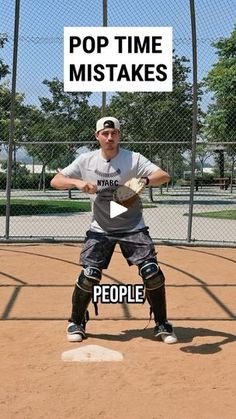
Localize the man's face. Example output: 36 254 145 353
95 128 120 151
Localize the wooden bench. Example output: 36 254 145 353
213 178 230 190
180 179 203 191
180 177 230 191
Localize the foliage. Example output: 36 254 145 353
204 27 236 143
18 78 101 181
0 172 55 190
204 26 236 182
0 83 28 142
1 160 30 175
0 34 9 80
108 54 203 180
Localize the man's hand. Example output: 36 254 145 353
79 181 97 194
50 173 97 193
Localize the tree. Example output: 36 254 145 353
22 108 65 189
0 34 11 147
22 78 101 189
108 54 203 185
1 160 30 176
0 33 34 176
0 34 9 80
40 78 100 142
204 26 236 189
195 142 213 177
39 78 100 166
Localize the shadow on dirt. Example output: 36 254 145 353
89 325 236 355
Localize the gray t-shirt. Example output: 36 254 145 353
61 147 159 233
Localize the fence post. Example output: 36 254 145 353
187 0 198 242
148 143 154 202
101 0 107 116
5 0 21 239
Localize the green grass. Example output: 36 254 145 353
0 199 91 216
186 209 236 220
1 200 235 219
142 203 157 208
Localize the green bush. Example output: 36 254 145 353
198 173 215 184
0 173 7 189
0 172 55 190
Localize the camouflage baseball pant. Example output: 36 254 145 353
79 227 157 269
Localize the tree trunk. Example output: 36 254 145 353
219 150 224 188
171 159 175 189
230 156 235 194
160 158 163 195
38 163 46 191
148 187 153 202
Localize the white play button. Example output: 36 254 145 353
93 187 143 232
110 201 128 219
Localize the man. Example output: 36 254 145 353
51 116 177 344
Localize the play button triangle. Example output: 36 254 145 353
110 201 128 218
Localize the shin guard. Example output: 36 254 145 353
146 284 167 324
70 267 102 326
139 260 167 324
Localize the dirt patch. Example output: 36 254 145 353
0 244 235 419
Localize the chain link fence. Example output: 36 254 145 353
0 0 236 245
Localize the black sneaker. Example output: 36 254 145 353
154 321 177 344
67 322 86 342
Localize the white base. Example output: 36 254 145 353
61 345 124 362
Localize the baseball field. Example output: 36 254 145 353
0 244 235 419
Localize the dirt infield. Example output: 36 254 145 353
0 244 235 419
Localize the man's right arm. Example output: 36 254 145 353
50 173 97 194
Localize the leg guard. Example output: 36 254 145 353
139 260 165 290
70 267 102 326
139 259 167 324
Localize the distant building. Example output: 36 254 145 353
202 167 214 174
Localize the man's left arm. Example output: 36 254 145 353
136 154 170 187
145 169 171 187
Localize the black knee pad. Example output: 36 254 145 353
77 266 102 293
139 260 165 290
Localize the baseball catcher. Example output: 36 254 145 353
51 116 177 344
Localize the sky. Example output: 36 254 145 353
1 0 236 109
